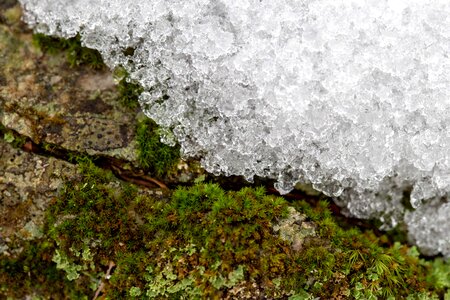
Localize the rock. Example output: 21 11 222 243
0 7 138 163
0 140 78 243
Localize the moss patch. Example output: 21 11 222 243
32 33 105 69
136 118 181 177
46 157 295 298
290 200 450 299
0 238 91 299
113 68 181 178
1 156 449 299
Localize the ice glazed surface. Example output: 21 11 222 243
19 0 450 256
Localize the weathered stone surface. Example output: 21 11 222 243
0 5 138 163
0 140 78 243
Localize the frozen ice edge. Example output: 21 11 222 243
18 0 450 256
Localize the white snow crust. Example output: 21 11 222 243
19 0 450 256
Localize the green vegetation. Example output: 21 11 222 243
291 200 450 299
1 157 449 299
113 67 180 177
47 157 293 298
136 118 180 177
0 123 28 149
114 67 143 110
32 33 105 69
0 239 91 299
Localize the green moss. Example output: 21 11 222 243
111 66 181 177
136 118 181 177
32 33 105 69
1 155 449 299
113 68 181 177
290 199 449 299
46 157 138 256
117 78 142 109
30 157 296 298
130 184 293 297
113 68 143 110
426 258 450 292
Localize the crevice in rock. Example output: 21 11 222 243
1 120 400 244
0 123 165 190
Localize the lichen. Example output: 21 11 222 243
52 249 84 281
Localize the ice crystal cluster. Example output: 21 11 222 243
19 0 450 256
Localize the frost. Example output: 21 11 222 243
19 0 450 256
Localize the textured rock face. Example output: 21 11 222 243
17 0 450 256
0 12 138 163
0 139 78 242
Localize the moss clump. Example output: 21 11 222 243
136 118 181 177
113 68 180 177
117 77 143 110
43 157 296 298
46 157 140 257
113 184 293 298
290 200 450 299
1 156 449 299
32 33 105 69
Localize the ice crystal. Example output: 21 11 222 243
19 0 450 256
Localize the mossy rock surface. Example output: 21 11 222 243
1 155 449 299
0 3 449 300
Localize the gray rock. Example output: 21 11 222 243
0 140 78 243
0 11 138 163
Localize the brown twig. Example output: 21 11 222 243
141 174 168 189
93 261 116 300
110 164 169 190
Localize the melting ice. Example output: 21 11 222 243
19 0 450 256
